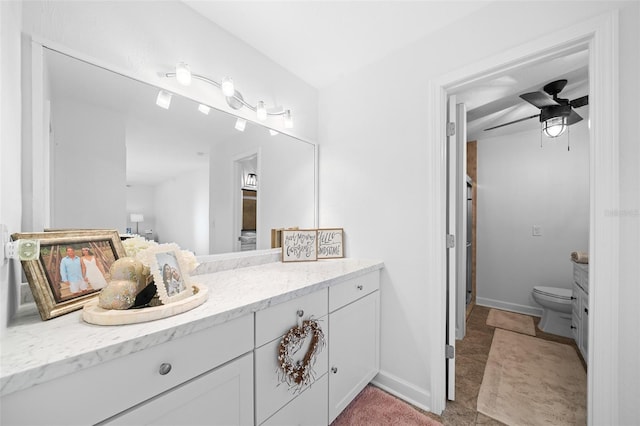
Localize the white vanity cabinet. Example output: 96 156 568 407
103 352 254 426
255 289 329 425
1 314 254 426
328 271 380 423
571 262 589 364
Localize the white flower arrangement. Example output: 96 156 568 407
123 236 198 273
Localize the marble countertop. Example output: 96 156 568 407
0 256 383 397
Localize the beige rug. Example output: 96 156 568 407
486 308 536 336
477 329 587 426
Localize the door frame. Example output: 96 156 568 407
428 11 619 424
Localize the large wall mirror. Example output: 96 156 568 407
41 46 317 256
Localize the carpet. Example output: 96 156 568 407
331 385 442 426
477 329 587 426
486 308 536 336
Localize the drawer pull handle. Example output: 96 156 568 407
297 309 304 318
356 285 363 291
571 325 577 329
331 366 338 374
571 296 577 300
159 363 172 376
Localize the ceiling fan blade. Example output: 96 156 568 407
570 95 589 108
484 114 540 131
520 91 560 109
567 110 583 125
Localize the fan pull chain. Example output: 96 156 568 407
567 125 571 151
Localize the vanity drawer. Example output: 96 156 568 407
255 318 328 425
329 270 380 312
1 314 253 426
255 289 328 347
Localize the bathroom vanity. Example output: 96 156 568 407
0 251 383 425
571 262 589 364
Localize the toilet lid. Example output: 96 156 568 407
533 286 573 300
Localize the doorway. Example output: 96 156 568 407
234 153 258 252
432 11 619 422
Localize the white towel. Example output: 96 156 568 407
571 251 589 264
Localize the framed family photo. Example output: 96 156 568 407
144 243 194 305
11 229 126 320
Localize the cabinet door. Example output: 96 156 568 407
262 374 328 426
328 291 380 423
103 353 254 426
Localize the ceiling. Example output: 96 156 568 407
184 1 589 140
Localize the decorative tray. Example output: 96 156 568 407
82 282 208 326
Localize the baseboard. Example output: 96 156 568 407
371 370 434 414
476 297 542 317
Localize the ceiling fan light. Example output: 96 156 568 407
175 62 192 86
542 116 567 138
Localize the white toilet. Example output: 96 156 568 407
532 286 573 338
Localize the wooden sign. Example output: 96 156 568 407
281 229 317 262
317 228 344 259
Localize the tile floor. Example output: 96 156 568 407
421 305 586 425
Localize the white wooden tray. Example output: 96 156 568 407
82 283 208 326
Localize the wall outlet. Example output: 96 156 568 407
532 225 542 236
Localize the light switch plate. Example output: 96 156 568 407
532 225 542 236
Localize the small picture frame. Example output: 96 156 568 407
145 243 194 304
281 229 317 262
11 229 126 320
317 228 344 259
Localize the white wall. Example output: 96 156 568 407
476 122 589 314
0 1 23 338
51 99 126 230
319 0 639 416
154 167 209 256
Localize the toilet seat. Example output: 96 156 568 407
533 286 572 300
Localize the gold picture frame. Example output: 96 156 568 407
11 229 126 320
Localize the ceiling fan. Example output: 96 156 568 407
485 79 589 137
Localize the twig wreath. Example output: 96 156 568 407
277 318 325 393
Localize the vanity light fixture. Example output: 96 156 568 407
164 63 293 128
221 77 235 97
198 104 211 115
256 101 267 121
175 62 192 86
155 90 172 109
284 109 293 129
235 118 247 132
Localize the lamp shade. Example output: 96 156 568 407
543 116 567 138
130 213 144 223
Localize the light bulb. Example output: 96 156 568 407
235 118 247 132
175 62 191 86
221 77 235 97
283 109 293 129
156 90 172 109
542 116 567 138
198 104 211 115
256 101 267 121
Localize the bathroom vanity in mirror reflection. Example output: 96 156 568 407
28 44 317 256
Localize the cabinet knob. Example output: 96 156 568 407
159 363 172 376
356 285 363 291
297 309 304 318
331 366 338 374
571 325 577 329
571 296 577 300
584 308 589 314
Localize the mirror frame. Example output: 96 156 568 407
26 38 319 251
